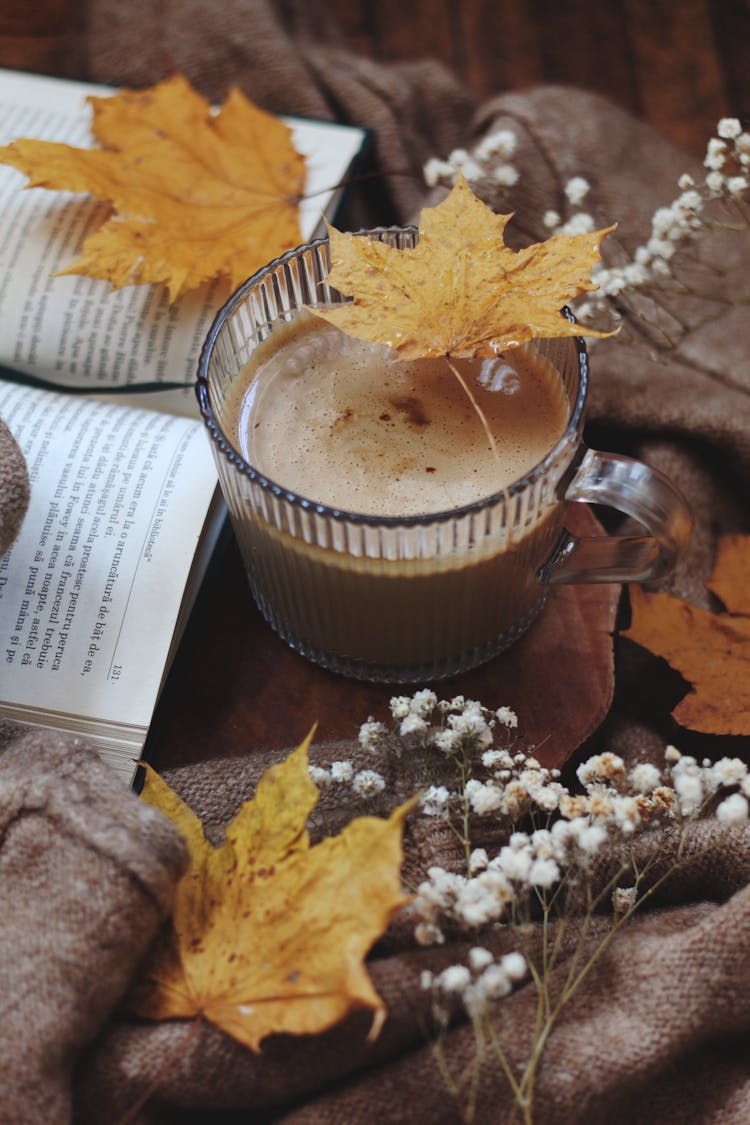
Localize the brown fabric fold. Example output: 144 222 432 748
0 724 187 1124
72 743 750 1125
0 5 748 1123
469 85 750 618
83 0 475 221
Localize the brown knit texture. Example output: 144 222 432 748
0 4 748 1123
0 415 29 558
0 724 187 1125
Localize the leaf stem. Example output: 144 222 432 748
444 355 500 465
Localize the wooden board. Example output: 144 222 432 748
149 504 620 773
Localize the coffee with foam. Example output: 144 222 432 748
221 309 572 676
229 311 568 515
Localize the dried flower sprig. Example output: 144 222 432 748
424 118 750 355
424 129 520 194
335 691 749 1124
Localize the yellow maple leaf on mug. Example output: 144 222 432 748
313 174 616 358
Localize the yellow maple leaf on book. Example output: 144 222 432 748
129 732 413 1050
0 74 307 300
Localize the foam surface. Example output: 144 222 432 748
229 312 569 516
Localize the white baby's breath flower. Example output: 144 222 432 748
559 211 596 235
466 779 504 816
529 857 560 888
490 163 520 186
577 752 626 787
448 702 493 749
352 769 386 798
410 688 438 717
565 176 591 206
399 712 429 742
469 847 489 874
651 205 675 235
437 964 472 993
495 706 518 729
665 745 681 763
716 792 749 825
531 782 563 814
469 946 495 972
678 172 695 189
423 157 455 187
676 188 703 215
433 728 463 755
717 117 742 139
622 261 649 286
475 128 518 161
673 770 703 816
358 719 387 752
629 763 662 793
501 780 529 815
543 209 561 229
704 136 728 169
705 170 725 195
597 267 628 296
308 765 332 787
612 885 638 914
330 760 354 783
447 147 484 183
455 879 503 927
390 696 411 720
646 235 676 260
651 256 672 278
574 822 608 855
610 795 641 834
558 793 588 820
709 757 748 790
482 748 514 769
477 962 513 1000
530 827 553 854
587 789 615 821
496 844 533 883
421 784 451 818
501 951 527 981
727 175 749 197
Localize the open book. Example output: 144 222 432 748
0 67 369 786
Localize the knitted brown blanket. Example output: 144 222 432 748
1 4 749 1123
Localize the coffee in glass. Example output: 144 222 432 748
197 229 691 682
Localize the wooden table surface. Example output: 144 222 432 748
3 0 749 159
2 1 749 769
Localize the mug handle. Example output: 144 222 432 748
538 446 693 585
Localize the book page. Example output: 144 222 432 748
0 381 222 783
0 68 368 414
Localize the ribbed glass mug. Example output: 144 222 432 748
196 229 692 683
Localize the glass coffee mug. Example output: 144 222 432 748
196 229 691 683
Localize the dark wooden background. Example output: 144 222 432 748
2 1 749 769
3 0 750 157
329 0 750 157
